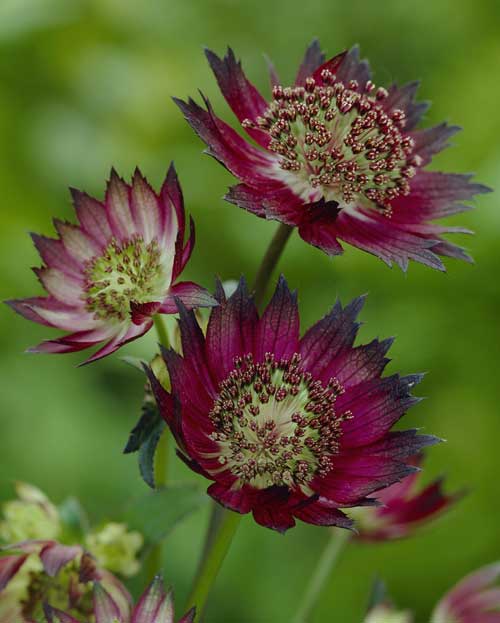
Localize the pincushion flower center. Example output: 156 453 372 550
208 353 351 492
243 71 423 215
83 236 167 322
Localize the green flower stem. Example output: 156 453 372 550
186 509 242 620
292 529 351 623
145 315 171 581
253 222 293 307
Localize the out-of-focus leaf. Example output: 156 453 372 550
58 497 89 543
120 356 148 372
124 485 208 548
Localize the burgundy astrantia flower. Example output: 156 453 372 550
0 539 131 622
148 276 438 533
175 42 490 270
44 576 195 623
355 453 460 541
431 563 500 623
6 164 216 364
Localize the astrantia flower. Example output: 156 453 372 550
175 42 489 270
44 576 195 623
148 276 438 532
0 540 131 622
354 453 460 541
431 563 500 623
7 164 216 364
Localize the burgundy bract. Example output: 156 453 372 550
44 576 195 623
7 164 216 364
149 276 438 533
175 42 489 270
356 453 460 540
432 563 500 623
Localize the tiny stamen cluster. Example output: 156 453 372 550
244 71 422 213
208 353 351 492
83 236 165 322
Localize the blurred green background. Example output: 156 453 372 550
0 0 498 621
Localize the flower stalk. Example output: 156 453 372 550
292 529 351 623
145 315 171 582
186 510 242 621
253 223 293 307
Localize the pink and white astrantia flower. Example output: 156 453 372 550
432 563 500 623
44 576 195 623
7 164 216 364
175 42 489 270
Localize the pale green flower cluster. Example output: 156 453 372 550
0 482 60 543
85 522 144 577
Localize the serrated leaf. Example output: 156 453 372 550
120 355 149 372
124 392 167 489
138 417 166 489
124 485 208 548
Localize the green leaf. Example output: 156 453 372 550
124 485 208 548
124 394 166 489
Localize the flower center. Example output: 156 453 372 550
208 353 351 493
22 563 93 619
83 236 166 322
243 71 422 214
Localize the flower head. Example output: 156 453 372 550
0 482 60 544
0 540 131 622
175 42 489 270
148 276 438 532
354 453 460 540
7 164 216 364
432 563 500 623
85 523 143 577
44 576 195 623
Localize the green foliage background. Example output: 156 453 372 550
0 1 498 621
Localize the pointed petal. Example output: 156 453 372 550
40 543 81 577
205 47 270 148
383 81 429 131
205 277 258 382
299 296 366 376
33 267 84 306
81 321 153 365
295 39 326 85
173 96 276 189
294 497 354 529
31 233 82 277
255 276 299 361
131 576 172 623
93 583 123 623
53 220 100 264
105 169 135 239
178 607 196 623
0 554 28 590
71 188 112 248
130 168 162 243
159 282 218 313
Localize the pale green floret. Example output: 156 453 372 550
85 522 143 577
83 236 170 323
0 483 60 543
364 605 414 623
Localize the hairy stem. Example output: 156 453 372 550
186 510 241 621
253 222 293 307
